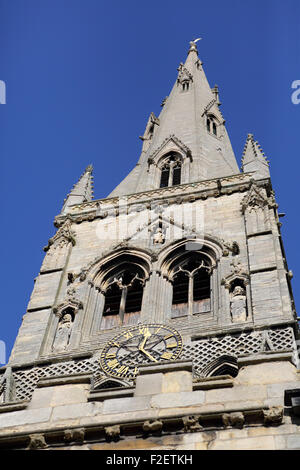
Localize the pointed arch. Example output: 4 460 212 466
159 152 183 188
201 355 239 378
206 113 220 137
86 248 151 330
157 238 221 317
157 236 223 275
87 247 152 285
92 377 130 391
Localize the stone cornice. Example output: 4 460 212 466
0 404 283 449
54 173 264 227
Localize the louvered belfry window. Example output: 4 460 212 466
171 253 211 317
101 268 145 329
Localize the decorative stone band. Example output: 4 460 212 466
0 405 283 450
54 172 263 227
2 325 296 403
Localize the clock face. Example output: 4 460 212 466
99 324 183 379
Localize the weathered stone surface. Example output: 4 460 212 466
151 391 205 409
210 436 276 450
162 371 193 393
0 408 52 429
286 435 300 449
205 385 266 404
51 402 102 421
102 396 151 414
135 373 163 396
236 362 298 386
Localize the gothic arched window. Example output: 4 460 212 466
182 81 190 92
101 264 146 330
212 121 217 136
206 115 218 137
206 117 211 133
160 166 170 188
159 153 182 188
171 252 211 317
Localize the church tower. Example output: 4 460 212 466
0 41 299 451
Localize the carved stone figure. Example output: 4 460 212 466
64 428 85 443
222 412 245 428
28 434 47 450
52 312 73 352
105 424 121 441
230 286 247 322
263 406 283 425
153 227 165 245
182 415 202 433
142 420 163 434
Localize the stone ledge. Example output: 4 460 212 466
138 360 193 376
237 350 294 367
0 404 281 450
0 401 29 414
191 322 295 341
246 230 273 239
10 352 94 371
193 375 234 390
37 372 93 388
88 387 135 402
250 266 277 275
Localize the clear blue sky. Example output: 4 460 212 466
0 0 299 363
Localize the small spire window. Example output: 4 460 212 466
206 118 211 133
182 81 190 92
212 122 217 136
206 115 218 137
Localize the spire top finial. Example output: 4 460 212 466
189 37 202 53
85 164 93 173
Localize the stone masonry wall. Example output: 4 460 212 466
0 358 299 450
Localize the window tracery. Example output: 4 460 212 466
159 153 182 188
170 252 211 317
101 267 145 329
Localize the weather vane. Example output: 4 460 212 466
189 37 202 51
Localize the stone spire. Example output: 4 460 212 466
61 165 94 214
242 134 270 179
109 40 240 197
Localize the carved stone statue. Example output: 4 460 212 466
153 227 165 245
230 286 247 322
52 312 73 352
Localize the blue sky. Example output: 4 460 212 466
0 0 299 362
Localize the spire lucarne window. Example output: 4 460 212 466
206 115 218 137
159 153 182 188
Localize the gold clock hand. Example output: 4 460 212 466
140 348 158 362
138 330 158 362
139 330 151 351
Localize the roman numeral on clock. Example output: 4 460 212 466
107 359 119 368
161 351 173 360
